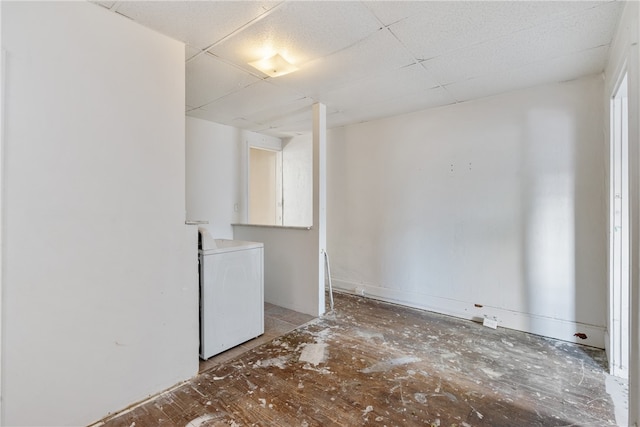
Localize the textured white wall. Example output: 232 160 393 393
1 3 197 425
328 75 607 348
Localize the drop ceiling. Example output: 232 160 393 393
93 1 624 138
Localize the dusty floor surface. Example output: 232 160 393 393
198 302 315 373
97 293 618 427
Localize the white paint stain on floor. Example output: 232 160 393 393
480 367 503 379
360 356 421 373
254 356 289 369
414 392 427 404
185 414 214 427
302 363 332 375
355 330 385 341
299 343 328 366
362 405 374 417
310 327 334 344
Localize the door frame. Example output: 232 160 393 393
609 68 630 379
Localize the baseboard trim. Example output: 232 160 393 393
332 278 605 349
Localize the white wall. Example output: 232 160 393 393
283 135 313 226
328 75 607 348
187 115 323 317
233 225 320 315
186 117 243 238
185 116 283 237
1 3 197 426
233 104 326 318
605 2 640 424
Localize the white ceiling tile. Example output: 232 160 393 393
269 104 338 128
339 86 457 125
229 118 270 132
364 1 437 27
526 2 624 57
265 120 313 137
257 119 312 136
244 97 314 125
422 1 622 86
366 1 597 28
115 1 280 49
187 108 237 127
254 104 341 136
319 63 440 112
444 45 609 103
200 80 305 119
208 1 381 74
386 1 615 61
273 28 416 97
186 53 260 108
251 120 313 138
269 113 312 129
327 111 359 129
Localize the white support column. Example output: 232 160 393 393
313 103 327 316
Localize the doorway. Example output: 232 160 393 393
249 147 283 225
609 72 629 379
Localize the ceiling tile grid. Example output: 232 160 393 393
207 1 382 76
185 45 201 61
113 1 280 50
273 27 418 98
186 53 261 108
244 96 315 126
335 86 458 126
421 1 622 86
319 63 442 112
187 106 238 126
91 0 624 138
444 45 610 103
378 1 614 61
199 80 305 121
93 1 117 10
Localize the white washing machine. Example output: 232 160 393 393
199 230 264 360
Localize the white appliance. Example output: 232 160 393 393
199 230 264 360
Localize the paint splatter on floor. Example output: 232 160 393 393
97 293 621 427
360 355 421 373
298 343 328 366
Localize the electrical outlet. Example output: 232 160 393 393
483 316 498 329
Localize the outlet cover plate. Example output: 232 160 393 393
483 317 498 329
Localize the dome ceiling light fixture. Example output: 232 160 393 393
248 53 298 78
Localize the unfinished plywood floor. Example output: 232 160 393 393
97 293 620 427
